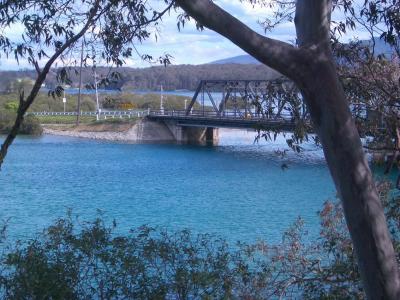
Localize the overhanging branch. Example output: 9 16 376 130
175 0 305 81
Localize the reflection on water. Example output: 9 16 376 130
219 129 325 163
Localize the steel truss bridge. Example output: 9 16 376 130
147 79 310 131
29 79 376 132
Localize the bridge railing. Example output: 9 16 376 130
148 109 295 121
28 110 149 117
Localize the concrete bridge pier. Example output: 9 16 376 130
205 127 219 145
164 121 219 145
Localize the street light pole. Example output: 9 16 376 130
160 85 164 114
76 39 84 125
63 90 66 113
94 69 100 121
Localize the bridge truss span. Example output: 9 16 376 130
184 79 310 125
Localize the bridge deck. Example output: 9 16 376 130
148 110 301 131
29 110 148 117
28 109 310 131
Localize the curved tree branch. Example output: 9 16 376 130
175 0 306 81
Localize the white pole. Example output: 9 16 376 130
184 99 187 110
160 85 164 114
76 39 84 125
62 90 66 113
94 69 100 121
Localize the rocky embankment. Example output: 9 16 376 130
43 119 175 142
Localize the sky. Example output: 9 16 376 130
0 0 370 70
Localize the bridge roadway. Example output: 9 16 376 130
29 109 304 131
147 110 302 131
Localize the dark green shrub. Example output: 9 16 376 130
0 112 42 135
0 110 15 133
19 115 43 135
80 97 96 111
0 220 233 299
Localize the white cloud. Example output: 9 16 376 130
0 0 374 70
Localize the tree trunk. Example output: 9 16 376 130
299 55 400 299
176 0 400 297
295 1 400 297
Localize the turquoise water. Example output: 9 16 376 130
0 132 335 244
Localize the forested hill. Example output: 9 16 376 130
0 38 395 93
0 63 280 92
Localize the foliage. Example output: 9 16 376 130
343 0 400 57
0 182 398 299
0 111 42 135
339 49 400 154
0 91 194 114
0 110 15 134
19 115 43 135
0 219 233 299
3 101 18 112
0 92 96 113
102 93 197 110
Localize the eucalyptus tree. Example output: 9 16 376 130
1 0 400 297
0 0 173 166
173 0 400 298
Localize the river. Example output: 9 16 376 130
0 130 335 244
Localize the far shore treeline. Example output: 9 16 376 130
0 63 280 92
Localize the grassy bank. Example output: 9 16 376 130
36 115 97 124
42 117 142 135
